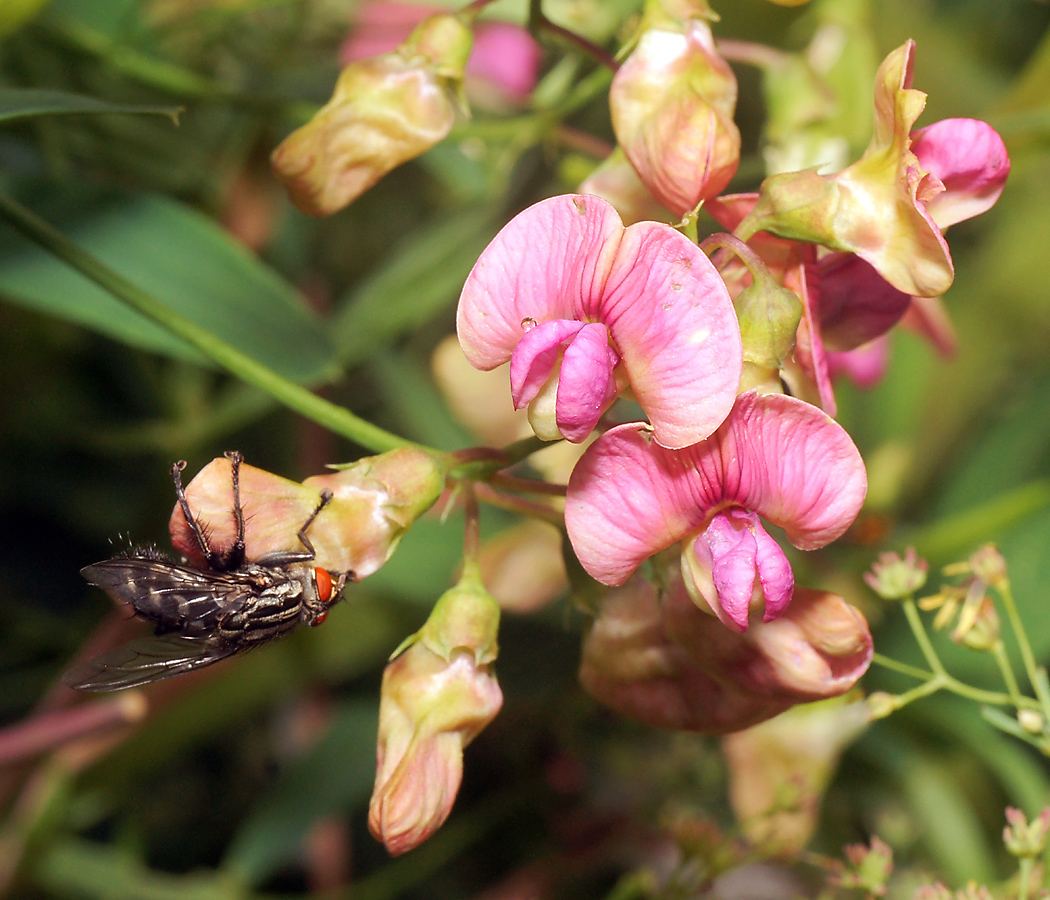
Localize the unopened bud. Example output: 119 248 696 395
736 276 803 373
832 837 893 896
864 548 928 600
1003 807 1050 859
272 14 472 216
1018 709 1045 735
369 572 502 856
610 19 739 217
866 691 898 721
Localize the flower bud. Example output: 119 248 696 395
736 271 804 386
952 596 1000 652
1018 709 1045 735
171 448 445 579
865 691 898 721
369 574 502 855
832 837 893 896
864 547 928 600
722 697 868 854
610 19 740 217
272 13 472 216
1003 807 1050 859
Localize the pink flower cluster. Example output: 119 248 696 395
454 35 1008 729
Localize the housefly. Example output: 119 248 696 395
64 451 349 692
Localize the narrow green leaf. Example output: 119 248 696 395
0 88 180 124
0 193 337 383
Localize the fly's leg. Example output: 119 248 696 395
171 454 246 571
255 490 334 568
222 450 247 570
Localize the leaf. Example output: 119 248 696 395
0 193 337 383
222 700 379 884
0 88 180 124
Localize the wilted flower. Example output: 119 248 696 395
457 194 742 449
610 18 739 217
369 573 502 855
565 391 866 631
170 448 445 578
272 13 472 216
341 2 541 110
579 573 871 734
738 42 1010 299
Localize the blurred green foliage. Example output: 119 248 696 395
0 0 1049 898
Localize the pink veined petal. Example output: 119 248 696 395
599 220 742 448
457 195 625 369
817 253 911 352
555 323 619 443
694 510 760 631
566 422 724 585
911 118 1010 229
509 319 585 408
714 393 866 549
753 518 794 621
565 392 866 585
788 250 836 416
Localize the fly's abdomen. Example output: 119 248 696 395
218 579 306 647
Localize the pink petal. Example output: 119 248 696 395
787 251 836 416
509 318 585 408
911 118 1010 229
565 392 866 585
817 253 911 352
457 195 624 369
556 322 619 442
598 220 742 448
901 295 957 357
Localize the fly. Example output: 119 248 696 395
64 451 349 692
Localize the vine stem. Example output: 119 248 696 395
901 598 948 676
999 579 1050 718
474 483 563 526
0 192 415 455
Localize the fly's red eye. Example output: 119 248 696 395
314 567 334 603
312 610 328 627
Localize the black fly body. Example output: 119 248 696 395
64 452 349 692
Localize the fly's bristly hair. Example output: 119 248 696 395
64 452 350 692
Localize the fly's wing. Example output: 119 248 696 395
81 557 254 637
62 634 238 692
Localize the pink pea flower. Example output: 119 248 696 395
342 2 541 109
457 194 742 449
565 391 866 631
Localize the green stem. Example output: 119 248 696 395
999 579 1050 717
902 598 948 676
474 483 563 527
890 674 948 711
1018 856 1034 900
0 192 414 455
871 653 933 681
992 639 1026 709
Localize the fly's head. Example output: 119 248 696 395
297 564 350 626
